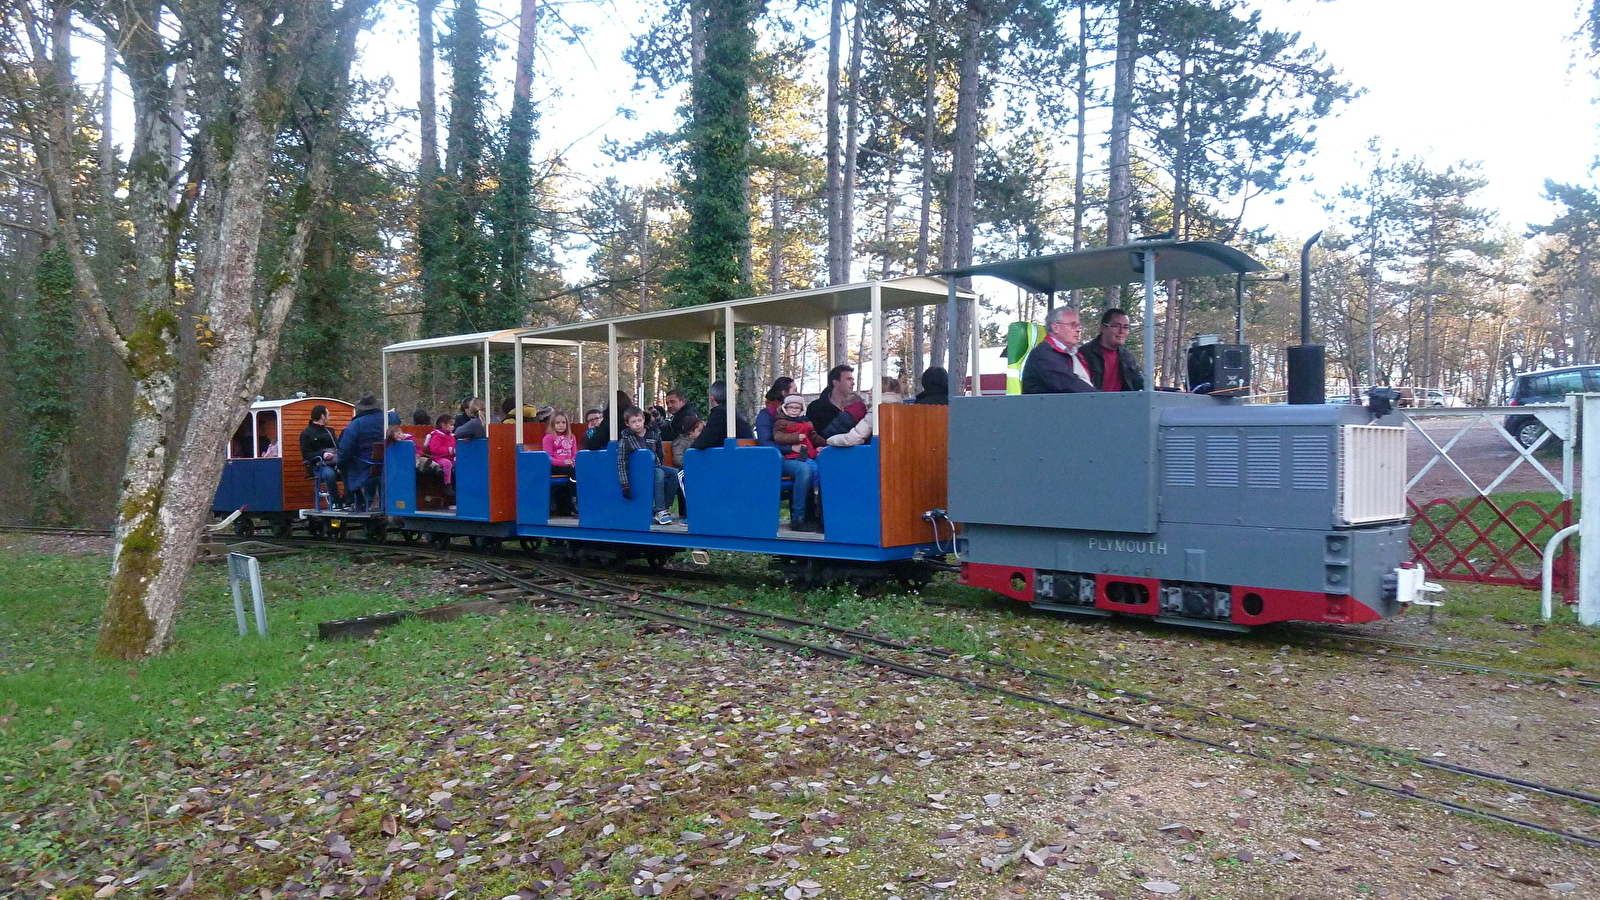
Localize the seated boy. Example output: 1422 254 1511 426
617 406 681 525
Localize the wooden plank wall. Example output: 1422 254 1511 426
280 400 354 510
487 423 517 521
876 404 948 547
520 422 549 447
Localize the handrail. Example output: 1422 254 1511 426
1542 523 1581 621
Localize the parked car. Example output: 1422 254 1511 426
1504 365 1600 447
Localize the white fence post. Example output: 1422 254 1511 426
1582 395 1599 626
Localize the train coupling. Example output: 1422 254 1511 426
1389 563 1445 607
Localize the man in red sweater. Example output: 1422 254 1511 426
1080 308 1144 392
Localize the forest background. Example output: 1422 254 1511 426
4 0 1600 656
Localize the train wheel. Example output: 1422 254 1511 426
518 537 539 552
427 532 450 550
365 518 387 543
306 518 328 538
271 519 294 539
469 535 501 554
233 516 255 538
646 551 672 570
402 529 419 544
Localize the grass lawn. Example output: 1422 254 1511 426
5 539 1599 900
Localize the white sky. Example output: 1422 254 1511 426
353 0 1600 251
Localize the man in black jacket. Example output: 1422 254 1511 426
659 388 699 443
1021 307 1098 394
691 381 754 449
807 364 865 437
1079 308 1144 391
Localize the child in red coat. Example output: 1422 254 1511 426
773 394 821 460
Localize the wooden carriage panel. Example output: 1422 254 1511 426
280 399 353 511
877 404 948 547
520 422 549 446
488 423 518 521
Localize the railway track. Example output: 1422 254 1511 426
298 542 1600 851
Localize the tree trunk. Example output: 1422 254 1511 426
947 0 982 381
1105 0 1137 305
27 0 371 659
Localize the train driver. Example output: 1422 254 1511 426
1021 306 1099 394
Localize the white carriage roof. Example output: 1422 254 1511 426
516 276 977 344
247 396 350 411
937 240 1265 294
382 328 578 356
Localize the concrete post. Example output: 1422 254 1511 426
1582 394 1599 625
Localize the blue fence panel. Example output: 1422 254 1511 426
385 440 419 515
681 445 781 539
576 447 654 531
517 449 553 526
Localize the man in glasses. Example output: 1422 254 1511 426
1080 308 1144 392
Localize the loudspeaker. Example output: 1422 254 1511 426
1286 345 1325 405
1186 335 1251 395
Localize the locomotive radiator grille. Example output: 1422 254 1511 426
1339 425 1407 524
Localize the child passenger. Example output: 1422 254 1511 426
617 406 680 526
422 414 456 484
670 415 703 465
542 411 578 516
773 394 820 459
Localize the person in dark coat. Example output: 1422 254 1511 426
807 365 867 438
454 404 486 441
584 390 635 450
338 393 388 510
299 404 343 506
691 381 754 450
912 366 949 404
658 388 700 443
1079 308 1144 391
1021 307 1099 394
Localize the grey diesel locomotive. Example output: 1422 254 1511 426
951 391 1441 628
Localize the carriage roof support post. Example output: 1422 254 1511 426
482 339 493 421
607 323 619 443
381 351 390 421
870 282 883 418
576 344 584 416
514 335 525 444
724 306 736 442
947 280 961 395
1142 249 1156 391
970 295 981 397
1581 393 1600 626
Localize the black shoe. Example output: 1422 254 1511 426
790 520 816 533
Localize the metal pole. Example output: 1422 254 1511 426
608 323 619 444
381 352 389 424
1142 251 1155 391
870 283 883 418
1300 231 1323 346
514 336 524 444
482 340 492 422
576 344 585 415
970 296 981 398
1582 394 1600 625
947 279 959 392
724 307 736 441
249 557 268 637
1235 273 1245 345
228 554 248 637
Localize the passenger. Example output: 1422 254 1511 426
299 404 343 507
453 398 478 428
659 388 700 443
807 365 868 439
691 381 754 449
754 376 797 446
498 397 541 424
773 395 820 459
1021 307 1099 394
422 414 457 485
1079 307 1143 391
584 391 633 450
258 436 280 458
647 405 668 434
617 406 680 525
911 366 949 404
670 415 703 465
455 402 487 442
337 393 388 511
826 379 903 447
584 408 604 444
412 407 433 426
542 410 578 516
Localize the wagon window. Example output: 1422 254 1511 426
256 410 280 457
231 415 255 457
